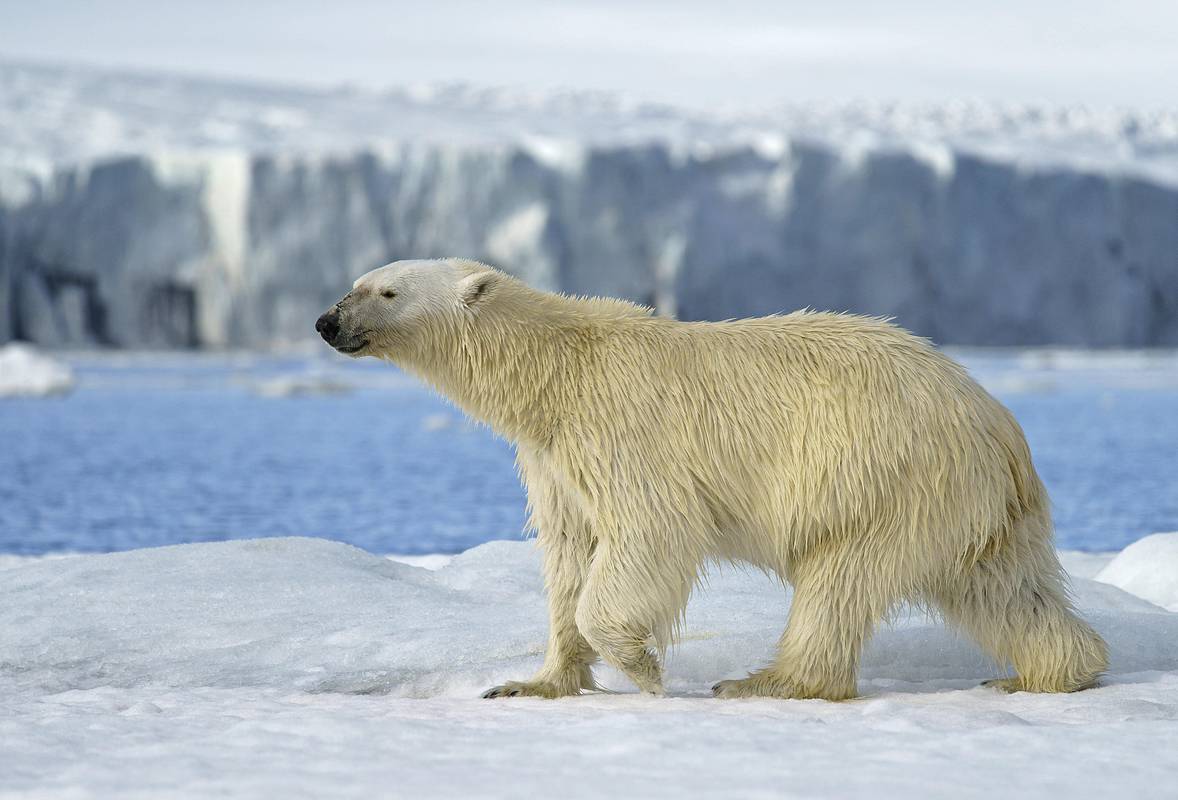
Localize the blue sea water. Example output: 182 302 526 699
1 350 1176 555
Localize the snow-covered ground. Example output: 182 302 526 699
2 535 1177 799
0 343 74 397
1095 533 1178 612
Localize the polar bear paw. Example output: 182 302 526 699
481 680 575 699
712 675 796 700
981 676 1101 694
713 670 855 701
981 677 1024 694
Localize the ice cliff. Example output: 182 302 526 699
2 62 1176 348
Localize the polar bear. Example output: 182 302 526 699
316 258 1108 700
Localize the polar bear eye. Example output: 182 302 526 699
381 289 397 299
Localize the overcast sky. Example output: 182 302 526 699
2 0 1176 109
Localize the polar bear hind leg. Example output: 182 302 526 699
933 514 1108 693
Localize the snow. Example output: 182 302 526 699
1057 550 1117 580
2 536 1178 798
3 61 1178 185
387 553 454 571
0 343 74 397
1096 532 1178 612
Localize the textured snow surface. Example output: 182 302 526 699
2 536 1178 798
0 344 74 397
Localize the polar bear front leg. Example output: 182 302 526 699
575 586 665 696
571 537 695 696
482 526 599 699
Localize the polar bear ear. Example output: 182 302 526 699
457 271 498 310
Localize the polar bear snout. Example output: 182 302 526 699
316 305 370 355
315 309 340 343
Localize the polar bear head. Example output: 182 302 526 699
315 258 500 359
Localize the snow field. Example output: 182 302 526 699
2 534 1178 797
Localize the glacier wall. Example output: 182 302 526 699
2 140 1176 348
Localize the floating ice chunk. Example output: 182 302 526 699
1096 532 1178 612
0 344 74 397
251 373 353 397
421 412 454 432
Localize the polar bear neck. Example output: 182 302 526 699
402 283 646 446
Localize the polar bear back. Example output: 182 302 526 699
556 309 1038 574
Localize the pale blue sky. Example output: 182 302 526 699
1 0 1175 108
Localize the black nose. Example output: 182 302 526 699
316 310 340 343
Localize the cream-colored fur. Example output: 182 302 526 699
323 258 1109 700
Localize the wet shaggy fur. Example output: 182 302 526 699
321 258 1109 701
